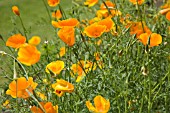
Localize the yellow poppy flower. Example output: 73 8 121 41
46 60 64 75
86 95 110 113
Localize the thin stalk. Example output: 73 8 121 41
19 16 28 40
42 0 51 22
0 51 28 79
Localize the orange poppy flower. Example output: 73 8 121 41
166 11 170 21
45 60 64 75
47 0 60 7
57 26 75 46
98 18 115 32
138 33 162 47
52 18 79 28
12 6 20 16
84 23 106 38
31 102 58 113
71 60 96 82
100 1 115 10
84 0 98 7
130 22 152 38
52 79 74 96
28 36 41 46
86 95 110 113
71 61 85 82
59 47 66 57
17 44 41 66
6 34 26 49
129 0 145 5
150 33 162 47
6 77 38 98
52 10 62 20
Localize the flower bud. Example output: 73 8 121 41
12 6 20 16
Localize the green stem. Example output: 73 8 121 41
42 0 51 22
0 51 28 79
19 16 28 40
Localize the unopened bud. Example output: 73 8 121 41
12 6 20 16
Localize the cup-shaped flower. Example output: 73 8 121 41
57 26 75 46
52 79 74 93
98 18 115 32
129 0 145 5
45 60 64 75
48 0 60 7
12 6 20 16
17 44 41 66
28 36 41 46
84 23 106 38
52 18 79 28
6 77 38 98
31 102 58 113
84 0 98 7
86 95 110 113
6 34 26 49
138 33 162 47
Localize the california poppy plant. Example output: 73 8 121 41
98 18 115 32
28 36 41 46
86 95 110 113
17 44 41 66
84 23 106 38
129 22 152 38
57 26 75 46
6 34 26 49
47 0 60 7
138 33 162 47
45 60 64 75
129 0 145 5
52 79 74 96
6 77 38 98
84 0 98 7
52 18 79 28
71 62 85 82
31 102 58 113
12 6 20 16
